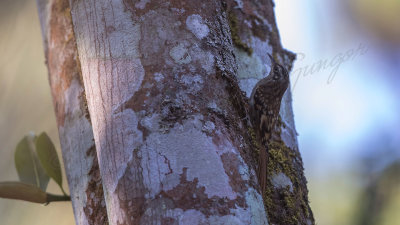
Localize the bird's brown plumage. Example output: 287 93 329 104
250 54 289 195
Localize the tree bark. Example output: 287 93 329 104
36 0 107 224
37 0 314 224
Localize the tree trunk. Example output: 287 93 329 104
36 0 314 224
36 0 107 224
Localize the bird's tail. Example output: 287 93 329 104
258 146 268 195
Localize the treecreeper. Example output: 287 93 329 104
249 54 290 195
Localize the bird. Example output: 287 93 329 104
249 53 289 195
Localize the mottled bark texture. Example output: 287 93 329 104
36 0 108 224
37 0 314 224
225 1 314 224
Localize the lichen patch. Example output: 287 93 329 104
188 45 215 74
140 116 237 200
186 14 210 40
170 43 192 64
242 188 269 225
153 72 165 82
135 0 150 9
179 74 204 93
59 79 96 225
271 172 293 192
108 109 143 193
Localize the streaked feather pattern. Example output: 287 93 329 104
249 54 289 194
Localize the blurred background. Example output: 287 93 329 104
0 0 74 224
276 0 400 224
0 0 399 224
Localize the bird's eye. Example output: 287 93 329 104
274 67 279 72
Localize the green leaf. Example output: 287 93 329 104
35 132 65 194
0 181 48 204
14 133 50 191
